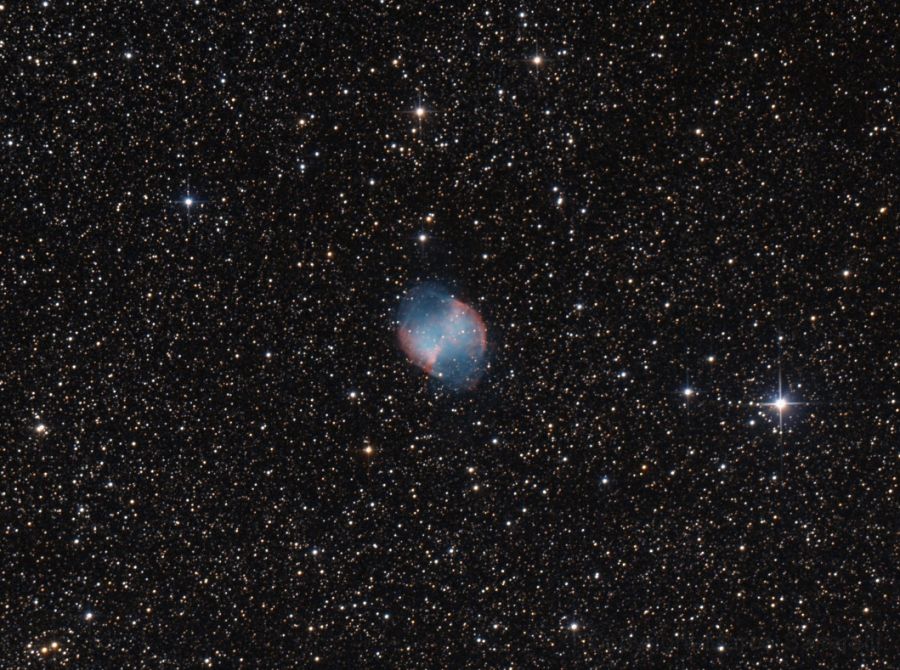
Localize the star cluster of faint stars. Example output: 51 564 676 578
2 1 898 668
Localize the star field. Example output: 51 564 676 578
1 2 898 668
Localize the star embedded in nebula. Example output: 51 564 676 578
396 282 487 390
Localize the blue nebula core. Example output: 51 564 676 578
396 284 487 389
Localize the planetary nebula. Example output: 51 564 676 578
396 283 487 389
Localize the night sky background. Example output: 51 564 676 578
2 2 898 668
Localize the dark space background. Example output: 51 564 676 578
1 2 897 668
